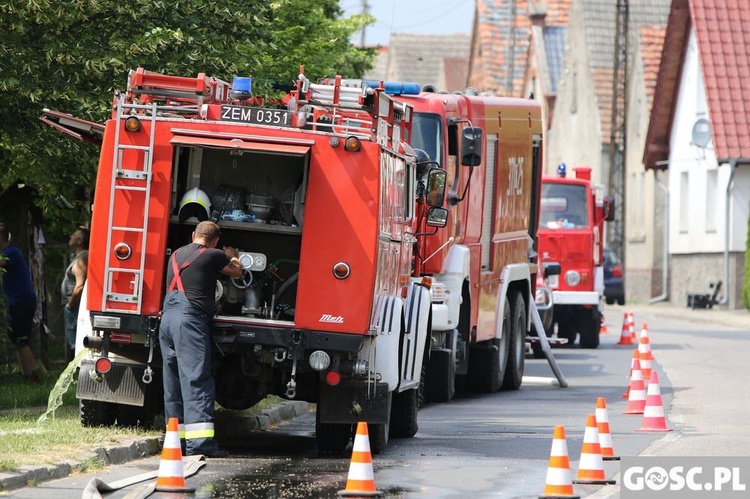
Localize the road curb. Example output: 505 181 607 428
0 400 309 493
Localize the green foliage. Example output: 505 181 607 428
0 0 375 236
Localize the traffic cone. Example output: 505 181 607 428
622 349 639 399
599 315 608 335
623 358 646 415
636 371 673 432
540 425 580 498
572 414 616 485
595 398 619 461
338 422 382 497
628 312 637 342
617 313 633 345
638 325 654 379
155 417 195 492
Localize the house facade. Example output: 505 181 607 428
643 0 750 309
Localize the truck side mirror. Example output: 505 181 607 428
426 207 448 228
604 196 615 222
461 127 482 167
425 168 447 207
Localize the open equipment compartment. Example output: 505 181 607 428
168 142 310 323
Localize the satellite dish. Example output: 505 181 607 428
691 118 712 148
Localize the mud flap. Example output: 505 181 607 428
77 360 146 406
318 381 390 424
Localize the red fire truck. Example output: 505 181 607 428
42 68 545 452
394 90 545 402
536 165 612 349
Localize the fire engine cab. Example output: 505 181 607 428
536 165 613 348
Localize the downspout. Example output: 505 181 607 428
650 168 669 303
719 159 738 306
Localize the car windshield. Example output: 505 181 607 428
540 183 589 228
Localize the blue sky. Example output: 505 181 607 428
341 0 475 46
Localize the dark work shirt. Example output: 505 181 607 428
1 243 35 306
164 243 229 316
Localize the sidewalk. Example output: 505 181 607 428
604 300 750 330
0 400 309 493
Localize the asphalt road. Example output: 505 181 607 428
6 301 750 498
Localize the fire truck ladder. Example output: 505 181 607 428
101 98 158 314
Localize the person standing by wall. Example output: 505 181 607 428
159 221 242 457
0 224 40 381
61 226 89 363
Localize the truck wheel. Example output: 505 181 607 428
368 392 392 454
426 348 455 402
579 309 601 349
469 299 510 393
390 388 419 438
502 291 526 390
80 400 116 427
315 407 352 455
556 314 577 346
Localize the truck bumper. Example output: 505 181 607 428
552 290 600 306
77 360 147 406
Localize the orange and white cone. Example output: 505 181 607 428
638 325 654 379
617 313 633 345
636 371 673 432
595 398 619 461
540 425 579 498
155 417 194 492
338 422 382 497
623 358 646 415
599 315 608 335
622 349 639 399
628 312 637 342
573 414 616 485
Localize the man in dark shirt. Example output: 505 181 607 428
159 221 242 458
0 225 39 380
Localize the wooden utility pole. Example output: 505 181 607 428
608 0 628 265
360 0 370 47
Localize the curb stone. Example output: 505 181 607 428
0 400 309 493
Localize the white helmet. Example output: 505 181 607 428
178 187 211 222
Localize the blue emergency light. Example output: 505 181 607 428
363 80 421 96
231 76 253 99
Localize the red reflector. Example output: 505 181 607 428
325 370 341 386
95 357 112 374
613 265 623 277
110 333 132 343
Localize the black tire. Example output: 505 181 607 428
606 297 615 305
368 391 392 454
80 400 116 427
315 407 352 455
426 348 455 402
579 309 601 349
617 297 625 306
556 313 577 345
468 299 510 393
390 388 419 438
116 374 164 429
502 291 526 390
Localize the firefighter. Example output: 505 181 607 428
159 220 242 457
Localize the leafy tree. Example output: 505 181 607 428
0 0 374 237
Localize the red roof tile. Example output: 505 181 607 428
640 26 667 107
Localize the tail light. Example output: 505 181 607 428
95 357 112 374
612 264 623 277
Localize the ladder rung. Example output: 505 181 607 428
119 145 151 151
107 267 142 274
116 170 150 180
111 226 145 233
114 185 148 192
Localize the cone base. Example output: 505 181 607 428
602 456 620 461
572 479 616 485
155 485 196 493
617 340 633 345
337 490 383 497
635 427 673 432
623 409 644 415
540 494 581 499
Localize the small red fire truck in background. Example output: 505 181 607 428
535 165 613 349
41 67 545 452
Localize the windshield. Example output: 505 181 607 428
411 113 442 166
540 183 589 229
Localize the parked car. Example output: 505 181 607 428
603 248 624 305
